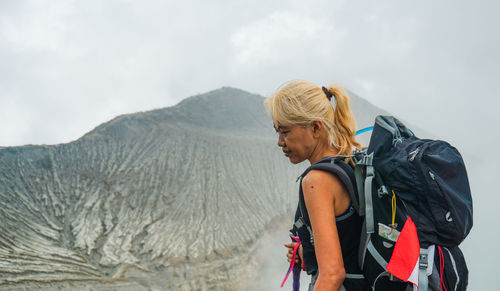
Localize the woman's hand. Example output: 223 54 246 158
284 242 303 263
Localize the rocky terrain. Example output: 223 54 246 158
0 87 395 290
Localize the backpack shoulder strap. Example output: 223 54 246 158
298 157 360 218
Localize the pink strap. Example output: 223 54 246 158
437 246 448 291
281 236 301 288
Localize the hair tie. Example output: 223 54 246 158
322 86 333 101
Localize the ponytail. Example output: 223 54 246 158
325 84 361 155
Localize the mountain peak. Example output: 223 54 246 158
84 87 272 141
169 86 271 135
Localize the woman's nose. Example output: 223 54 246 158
277 135 285 147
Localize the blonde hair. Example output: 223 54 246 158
264 80 361 156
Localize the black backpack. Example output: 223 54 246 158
293 115 472 291
352 115 472 291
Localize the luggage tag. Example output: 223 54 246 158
378 223 400 242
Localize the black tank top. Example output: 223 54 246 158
292 162 364 276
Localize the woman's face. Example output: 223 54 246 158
275 124 317 164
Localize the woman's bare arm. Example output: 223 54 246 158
302 169 348 291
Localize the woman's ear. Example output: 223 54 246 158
311 121 323 138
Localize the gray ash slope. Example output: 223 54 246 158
0 87 410 290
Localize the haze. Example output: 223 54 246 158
1 0 498 289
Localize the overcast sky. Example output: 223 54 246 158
1 0 498 151
0 0 498 288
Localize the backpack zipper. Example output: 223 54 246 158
409 147 420 162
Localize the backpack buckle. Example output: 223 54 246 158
378 185 389 198
353 149 367 163
294 217 305 230
419 251 428 269
354 151 373 166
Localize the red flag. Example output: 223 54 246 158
386 217 420 287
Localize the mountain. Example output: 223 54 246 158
0 87 409 290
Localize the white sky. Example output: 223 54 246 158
0 0 498 288
1 0 498 151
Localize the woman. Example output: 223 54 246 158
265 80 366 291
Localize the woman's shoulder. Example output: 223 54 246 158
302 168 351 216
302 169 344 193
